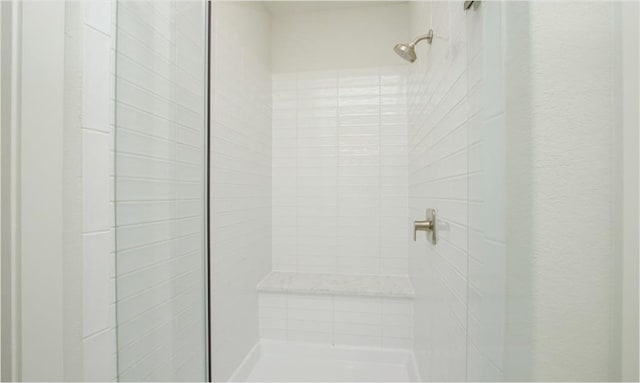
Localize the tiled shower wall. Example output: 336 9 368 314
259 292 413 349
114 2 207 380
408 4 469 379
407 2 506 381
272 67 409 276
465 3 507 380
81 1 117 381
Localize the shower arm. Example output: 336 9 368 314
410 30 434 47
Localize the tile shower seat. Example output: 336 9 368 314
256 271 414 298
256 272 415 351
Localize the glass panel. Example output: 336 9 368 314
113 1 208 381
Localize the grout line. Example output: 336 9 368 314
378 68 383 276
335 71 339 274
83 228 112 236
295 73 300 273
83 326 113 342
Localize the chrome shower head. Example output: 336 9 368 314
394 29 434 63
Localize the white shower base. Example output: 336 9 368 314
230 340 420 382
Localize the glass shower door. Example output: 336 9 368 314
113 1 208 381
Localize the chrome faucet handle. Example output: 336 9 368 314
413 208 438 245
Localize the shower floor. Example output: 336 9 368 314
231 340 420 382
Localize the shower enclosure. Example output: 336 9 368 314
111 1 638 382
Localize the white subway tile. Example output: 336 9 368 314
83 1 111 36
288 330 333 345
407 3 506 376
83 130 111 232
83 329 116 381
261 328 287 341
82 26 111 133
273 67 408 276
83 232 112 337
334 334 381 348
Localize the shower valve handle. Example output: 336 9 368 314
413 208 438 245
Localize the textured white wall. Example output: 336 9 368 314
621 3 639 380
504 2 620 380
271 67 409 275
271 3 410 73
210 2 272 381
526 2 614 379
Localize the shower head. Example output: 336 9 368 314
394 43 417 63
394 29 434 63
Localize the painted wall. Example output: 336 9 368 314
621 3 639 380
3 1 116 379
210 2 273 381
271 67 409 275
5 2 115 379
271 3 410 73
504 2 621 380
19 2 69 379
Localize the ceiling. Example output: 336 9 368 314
264 1 407 15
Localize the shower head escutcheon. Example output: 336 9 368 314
394 29 434 63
